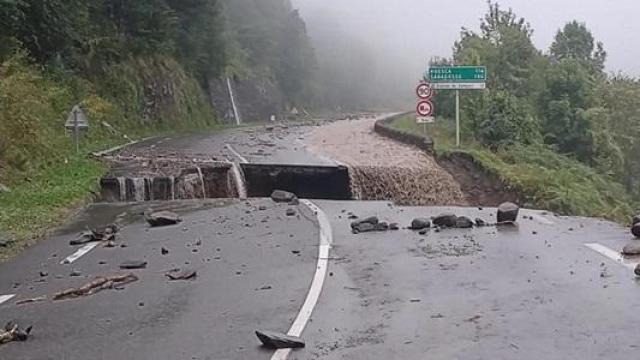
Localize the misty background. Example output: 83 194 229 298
293 0 640 108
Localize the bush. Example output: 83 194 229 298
466 90 541 149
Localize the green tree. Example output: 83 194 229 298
467 90 541 148
550 21 607 74
540 58 595 161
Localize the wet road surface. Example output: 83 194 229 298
2 118 640 359
1 199 638 359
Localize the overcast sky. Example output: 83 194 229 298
292 0 639 77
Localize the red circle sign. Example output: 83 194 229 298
416 100 434 117
416 83 434 99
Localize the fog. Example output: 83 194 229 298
292 0 640 108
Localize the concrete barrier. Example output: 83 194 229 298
373 112 435 153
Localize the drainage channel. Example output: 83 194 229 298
99 162 352 203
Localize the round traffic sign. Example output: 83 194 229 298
416 100 434 117
416 83 434 99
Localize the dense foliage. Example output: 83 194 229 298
0 0 317 181
434 1 640 205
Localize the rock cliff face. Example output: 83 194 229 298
209 75 285 124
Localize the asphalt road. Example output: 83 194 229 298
2 119 640 359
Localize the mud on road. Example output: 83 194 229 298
306 117 467 206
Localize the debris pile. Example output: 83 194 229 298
351 217 393 234
53 273 138 301
145 211 182 227
0 321 32 345
349 166 466 206
255 330 305 349
70 224 118 245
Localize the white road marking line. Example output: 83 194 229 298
0 294 16 305
61 242 100 264
585 243 638 271
530 214 554 225
271 200 333 360
225 144 248 164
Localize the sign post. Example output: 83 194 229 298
426 66 486 147
64 105 89 155
415 82 435 125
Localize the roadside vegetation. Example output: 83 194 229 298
0 0 318 255
392 2 640 222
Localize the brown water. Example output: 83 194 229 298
306 117 466 206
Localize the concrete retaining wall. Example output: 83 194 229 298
373 112 435 153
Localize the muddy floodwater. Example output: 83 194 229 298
306 118 466 206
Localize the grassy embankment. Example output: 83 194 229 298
391 114 636 223
0 55 226 260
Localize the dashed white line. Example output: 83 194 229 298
61 242 100 264
0 294 16 305
585 243 638 271
270 200 333 360
225 144 248 164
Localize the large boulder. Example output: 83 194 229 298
633 215 640 226
455 216 474 229
145 211 182 227
432 213 457 228
271 190 298 203
255 330 305 349
633 223 640 238
622 243 640 256
635 264 640 277
410 218 431 230
497 202 520 223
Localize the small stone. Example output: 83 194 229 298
258 206 267 211
455 216 474 229
39 271 48 277
418 229 428 235
165 269 197 281
475 218 486 227
635 264 640 277
632 223 640 238
389 223 400 231
291 250 301 254
145 211 182 227
286 209 296 217
138 302 145 307
410 218 431 230
271 190 297 203
255 330 305 349
120 260 148 270
351 217 379 230
433 213 457 228
258 285 273 290
633 215 640 226
497 202 520 223
70 270 82 277
104 241 116 248
161 247 169 255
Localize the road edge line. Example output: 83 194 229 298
225 144 248 164
270 200 333 360
585 243 638 271
0 294 16 306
